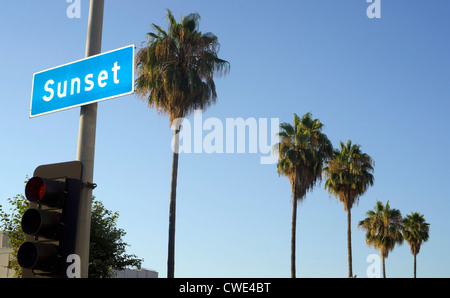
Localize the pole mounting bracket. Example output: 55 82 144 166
83 182 97 189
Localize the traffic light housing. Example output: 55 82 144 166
19 161 83 278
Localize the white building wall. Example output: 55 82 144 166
0 231 15 278
113 268 158 278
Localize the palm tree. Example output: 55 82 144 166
402 212 430 278
275 113 333 278
323 140 374 277
358 201 403 278
135 9 229 278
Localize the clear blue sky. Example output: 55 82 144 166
1 0 449 278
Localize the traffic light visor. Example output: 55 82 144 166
18 242 58 271
21 209 41 236
21 208 61 239
25 177 64 206
25 177 45 203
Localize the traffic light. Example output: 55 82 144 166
18 161 83 278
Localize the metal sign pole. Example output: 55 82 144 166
75 0 104 278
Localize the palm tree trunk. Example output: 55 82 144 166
346 209 353 278
413 254 417 278
167 128 180 278
291 189 298 278
382 255 386 278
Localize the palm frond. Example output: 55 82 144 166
276 113 332 202
358 201 403 258
135 9 229 125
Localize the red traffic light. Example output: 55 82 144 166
25 177 45 202
25 177 65 206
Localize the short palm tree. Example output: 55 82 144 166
275 113 333 278
135 9 229 278
358 201 403 278
323 140 374 277
402 212 430 278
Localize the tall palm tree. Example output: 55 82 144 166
275 113 333 278
402 212 430 278
358 201 403 278
323 140 374 277
135 9 229 278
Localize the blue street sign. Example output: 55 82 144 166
30 45 135 118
